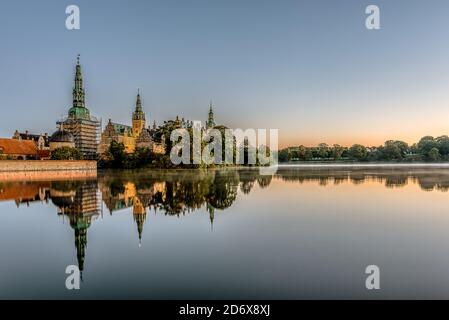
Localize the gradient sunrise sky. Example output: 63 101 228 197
1 0 449 148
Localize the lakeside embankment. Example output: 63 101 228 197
0 160 97 181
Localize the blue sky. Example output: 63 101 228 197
1 0 449 147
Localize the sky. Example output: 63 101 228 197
1 0 449 148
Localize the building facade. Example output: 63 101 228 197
12 131 49 151
98 91 165 156
57 56 101 160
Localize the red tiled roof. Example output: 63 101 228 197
0 138 37 155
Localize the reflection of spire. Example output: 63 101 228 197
133 196 147 247
207 203 215 232
69 215 90 278
135 212 146 247
56 181 98 278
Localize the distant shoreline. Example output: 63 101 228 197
277 162 449 169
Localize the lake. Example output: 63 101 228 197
1 166 449 299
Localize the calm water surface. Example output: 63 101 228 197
1 167 449 299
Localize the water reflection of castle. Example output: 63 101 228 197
100 180 165 244
0 170 272 275
97 169 269 236
6 168 449 277
0 180 100 275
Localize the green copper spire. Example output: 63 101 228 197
132 89 145 121
73 54 85 108
206 101 216 129
70 215 90 276
68 55 90 120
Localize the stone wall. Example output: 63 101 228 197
0 160 97 181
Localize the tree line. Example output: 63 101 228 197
278 135 449 162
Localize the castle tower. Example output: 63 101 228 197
72 55 86 111
132 90 146 138
58 55 100 160
206 101 216 129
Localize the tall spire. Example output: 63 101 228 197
206 101 216 129
133 90 145 121
68 55 91 120
73 54 85 109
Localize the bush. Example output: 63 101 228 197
50 147 83 160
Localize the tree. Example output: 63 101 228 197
380 140 406 160
317 143 330 159
348 144 367 161
409 143 419 154
129 147 153 168
156 119 182 156
392 140 409 157
418 136 438 155
331 144 345 160
50 147 83 160
297 145 308 160
106 141 127 168
278 149 289 162
428 147 441 161
436 135 449 156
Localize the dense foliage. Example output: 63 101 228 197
100 137 272 169
99 141 174 169
278 136 449 162
50 147 83 160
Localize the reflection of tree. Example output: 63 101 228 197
9 166 449 283
240 181 254 194
257 176 272 189
384 176 408 188
238 170 258 194
275 167 449 192
349 173 365 185
96 169 271 230
207 170 239 210
417 176 449 192
109 179 125 197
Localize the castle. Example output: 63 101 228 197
98 90 165 156
2 56 218 160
